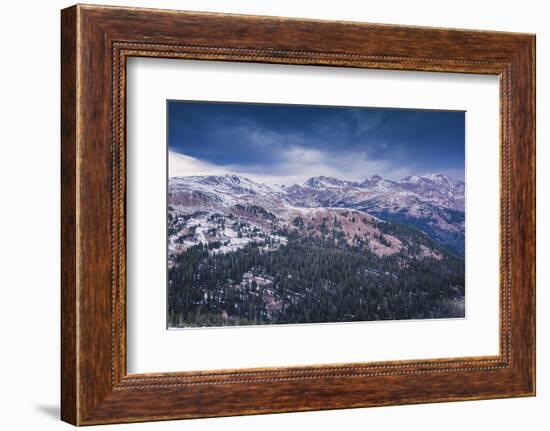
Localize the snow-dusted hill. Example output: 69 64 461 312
286 173 464 211
169 173 464 211
167 173 465 262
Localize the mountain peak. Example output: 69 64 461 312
227 173 241 182
360 175 398 192
194 174 247 186
401 175 421 183
401 173 463 185
170 173 287 197
303 176 352 189
423 173 449 182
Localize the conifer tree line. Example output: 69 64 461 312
168 224 465 328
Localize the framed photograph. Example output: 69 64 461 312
61 4 535 425
165 101 467 328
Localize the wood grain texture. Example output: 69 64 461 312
60 5 78 425
60 4 536 425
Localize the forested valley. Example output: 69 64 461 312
168 229 465 327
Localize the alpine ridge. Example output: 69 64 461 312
168 172 465 257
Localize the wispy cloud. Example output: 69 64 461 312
349 109 385 136
180 117 414 183
169 146 416 186
169 152 229 177
168 101 465 183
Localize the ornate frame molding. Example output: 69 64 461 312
61 5 535 425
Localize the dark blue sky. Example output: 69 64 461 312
168 100 465 184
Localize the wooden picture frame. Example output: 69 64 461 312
61 4 535 425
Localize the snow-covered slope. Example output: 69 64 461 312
168 173 465 258
282 173 465 255
287 173 464 211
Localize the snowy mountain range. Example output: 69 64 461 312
167 173 465 264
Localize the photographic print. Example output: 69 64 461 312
167 101 465 328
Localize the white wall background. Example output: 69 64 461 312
0 1 546 429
